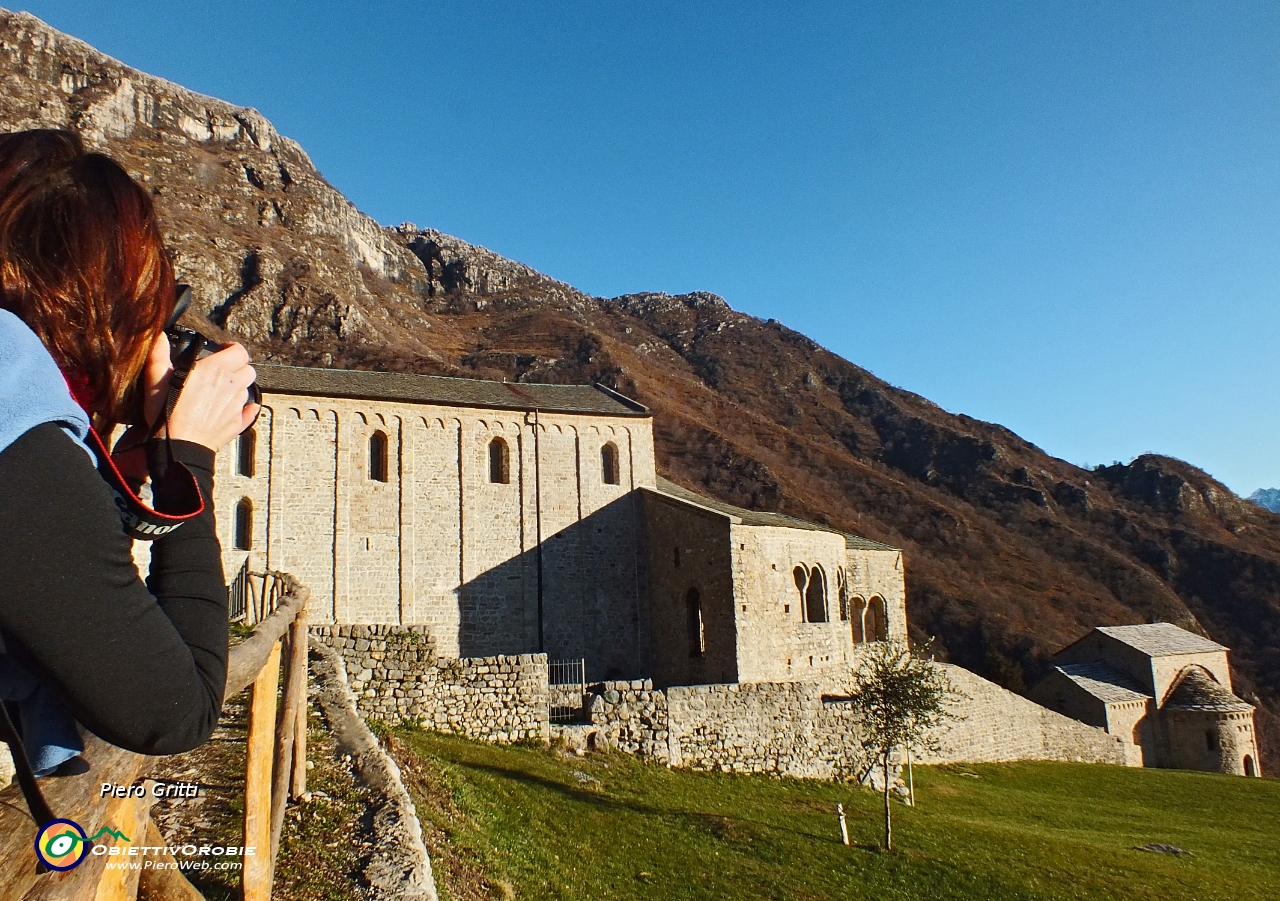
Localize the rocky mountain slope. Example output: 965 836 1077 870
3 9 1276 770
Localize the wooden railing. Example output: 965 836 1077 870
0 573 310 901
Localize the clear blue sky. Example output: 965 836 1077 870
19 1 1280 494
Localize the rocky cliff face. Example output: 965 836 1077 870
3 8 1277 770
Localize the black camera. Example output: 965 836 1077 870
167 284 262 415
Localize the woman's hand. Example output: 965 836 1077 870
143 333 260 451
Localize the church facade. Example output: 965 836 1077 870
213 365 907 685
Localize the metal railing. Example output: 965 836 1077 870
229 556 250 621
0 576 310 901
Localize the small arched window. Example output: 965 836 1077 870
793 566 808 616
1205 728 1217 753
867 597 888 641
234 498 252 551
805 566 828 623
369 431 389 482
237 427 256 478
1244 755 1256 777
488 437 510 484
850 597 866 643
601 442 620 485
686 588 705 657
836 569 848 621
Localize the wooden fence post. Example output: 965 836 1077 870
290 610 308 801
242 640 281 901
269 612 306 867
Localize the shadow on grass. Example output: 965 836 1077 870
460 759 862 847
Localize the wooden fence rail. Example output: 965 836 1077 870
0 573 309 901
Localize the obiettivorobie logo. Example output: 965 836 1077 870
34 817 253 873
34 819 130 871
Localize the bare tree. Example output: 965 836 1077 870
846 639 953 850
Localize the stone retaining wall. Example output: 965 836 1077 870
921 665 1127 765
313 625 1123 776
311 624 549 744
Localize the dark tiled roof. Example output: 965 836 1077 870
652 477 898 551
1163 668 1253 713
1096 623 1226 658
256 365 649 418
1055 663 1150 704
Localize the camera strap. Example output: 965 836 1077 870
85 426 205 542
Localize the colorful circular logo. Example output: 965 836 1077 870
35 819 90 871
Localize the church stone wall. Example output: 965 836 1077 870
844 547 909 643
639 491 737 687
730 525 852 683
215 393 655 680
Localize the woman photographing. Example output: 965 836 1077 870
0 129 257 775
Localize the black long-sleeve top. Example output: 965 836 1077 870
0 423 228 755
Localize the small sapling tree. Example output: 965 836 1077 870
846 639 953 851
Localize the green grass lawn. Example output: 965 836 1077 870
391 728 1279 901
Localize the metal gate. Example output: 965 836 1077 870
548 658 586 724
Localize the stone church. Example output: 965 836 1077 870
1030 623 1261 777
213 365 907 686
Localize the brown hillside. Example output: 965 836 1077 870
3 9 1276 770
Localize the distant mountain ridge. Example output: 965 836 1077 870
2 8 1277 770
1250 489 1280 514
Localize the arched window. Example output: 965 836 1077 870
1205 728 1216 753
1244 755 1256 777
837 569 848 621
867 597 887 641
793 566 808 618
488 437 510 484
805 566 828 623
234 498 252 551
237 427 256 477
601 442 620 485
850 597 866 643
369 431 389 482
686 588 705 657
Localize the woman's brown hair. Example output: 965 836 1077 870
0 129 174 431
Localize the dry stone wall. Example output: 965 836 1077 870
314 625 1124 777
311 624 549 744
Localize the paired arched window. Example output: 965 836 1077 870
866 597 888 641
686 587 705 657
488 437 510 484
237 427 256 477
849 597 866 643
601 442 620 485
234 498 252 550
792 565 828 623
805 566 828 623
369 431 389 482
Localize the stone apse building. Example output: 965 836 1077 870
1030 623 1261 777
214 365 907 686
